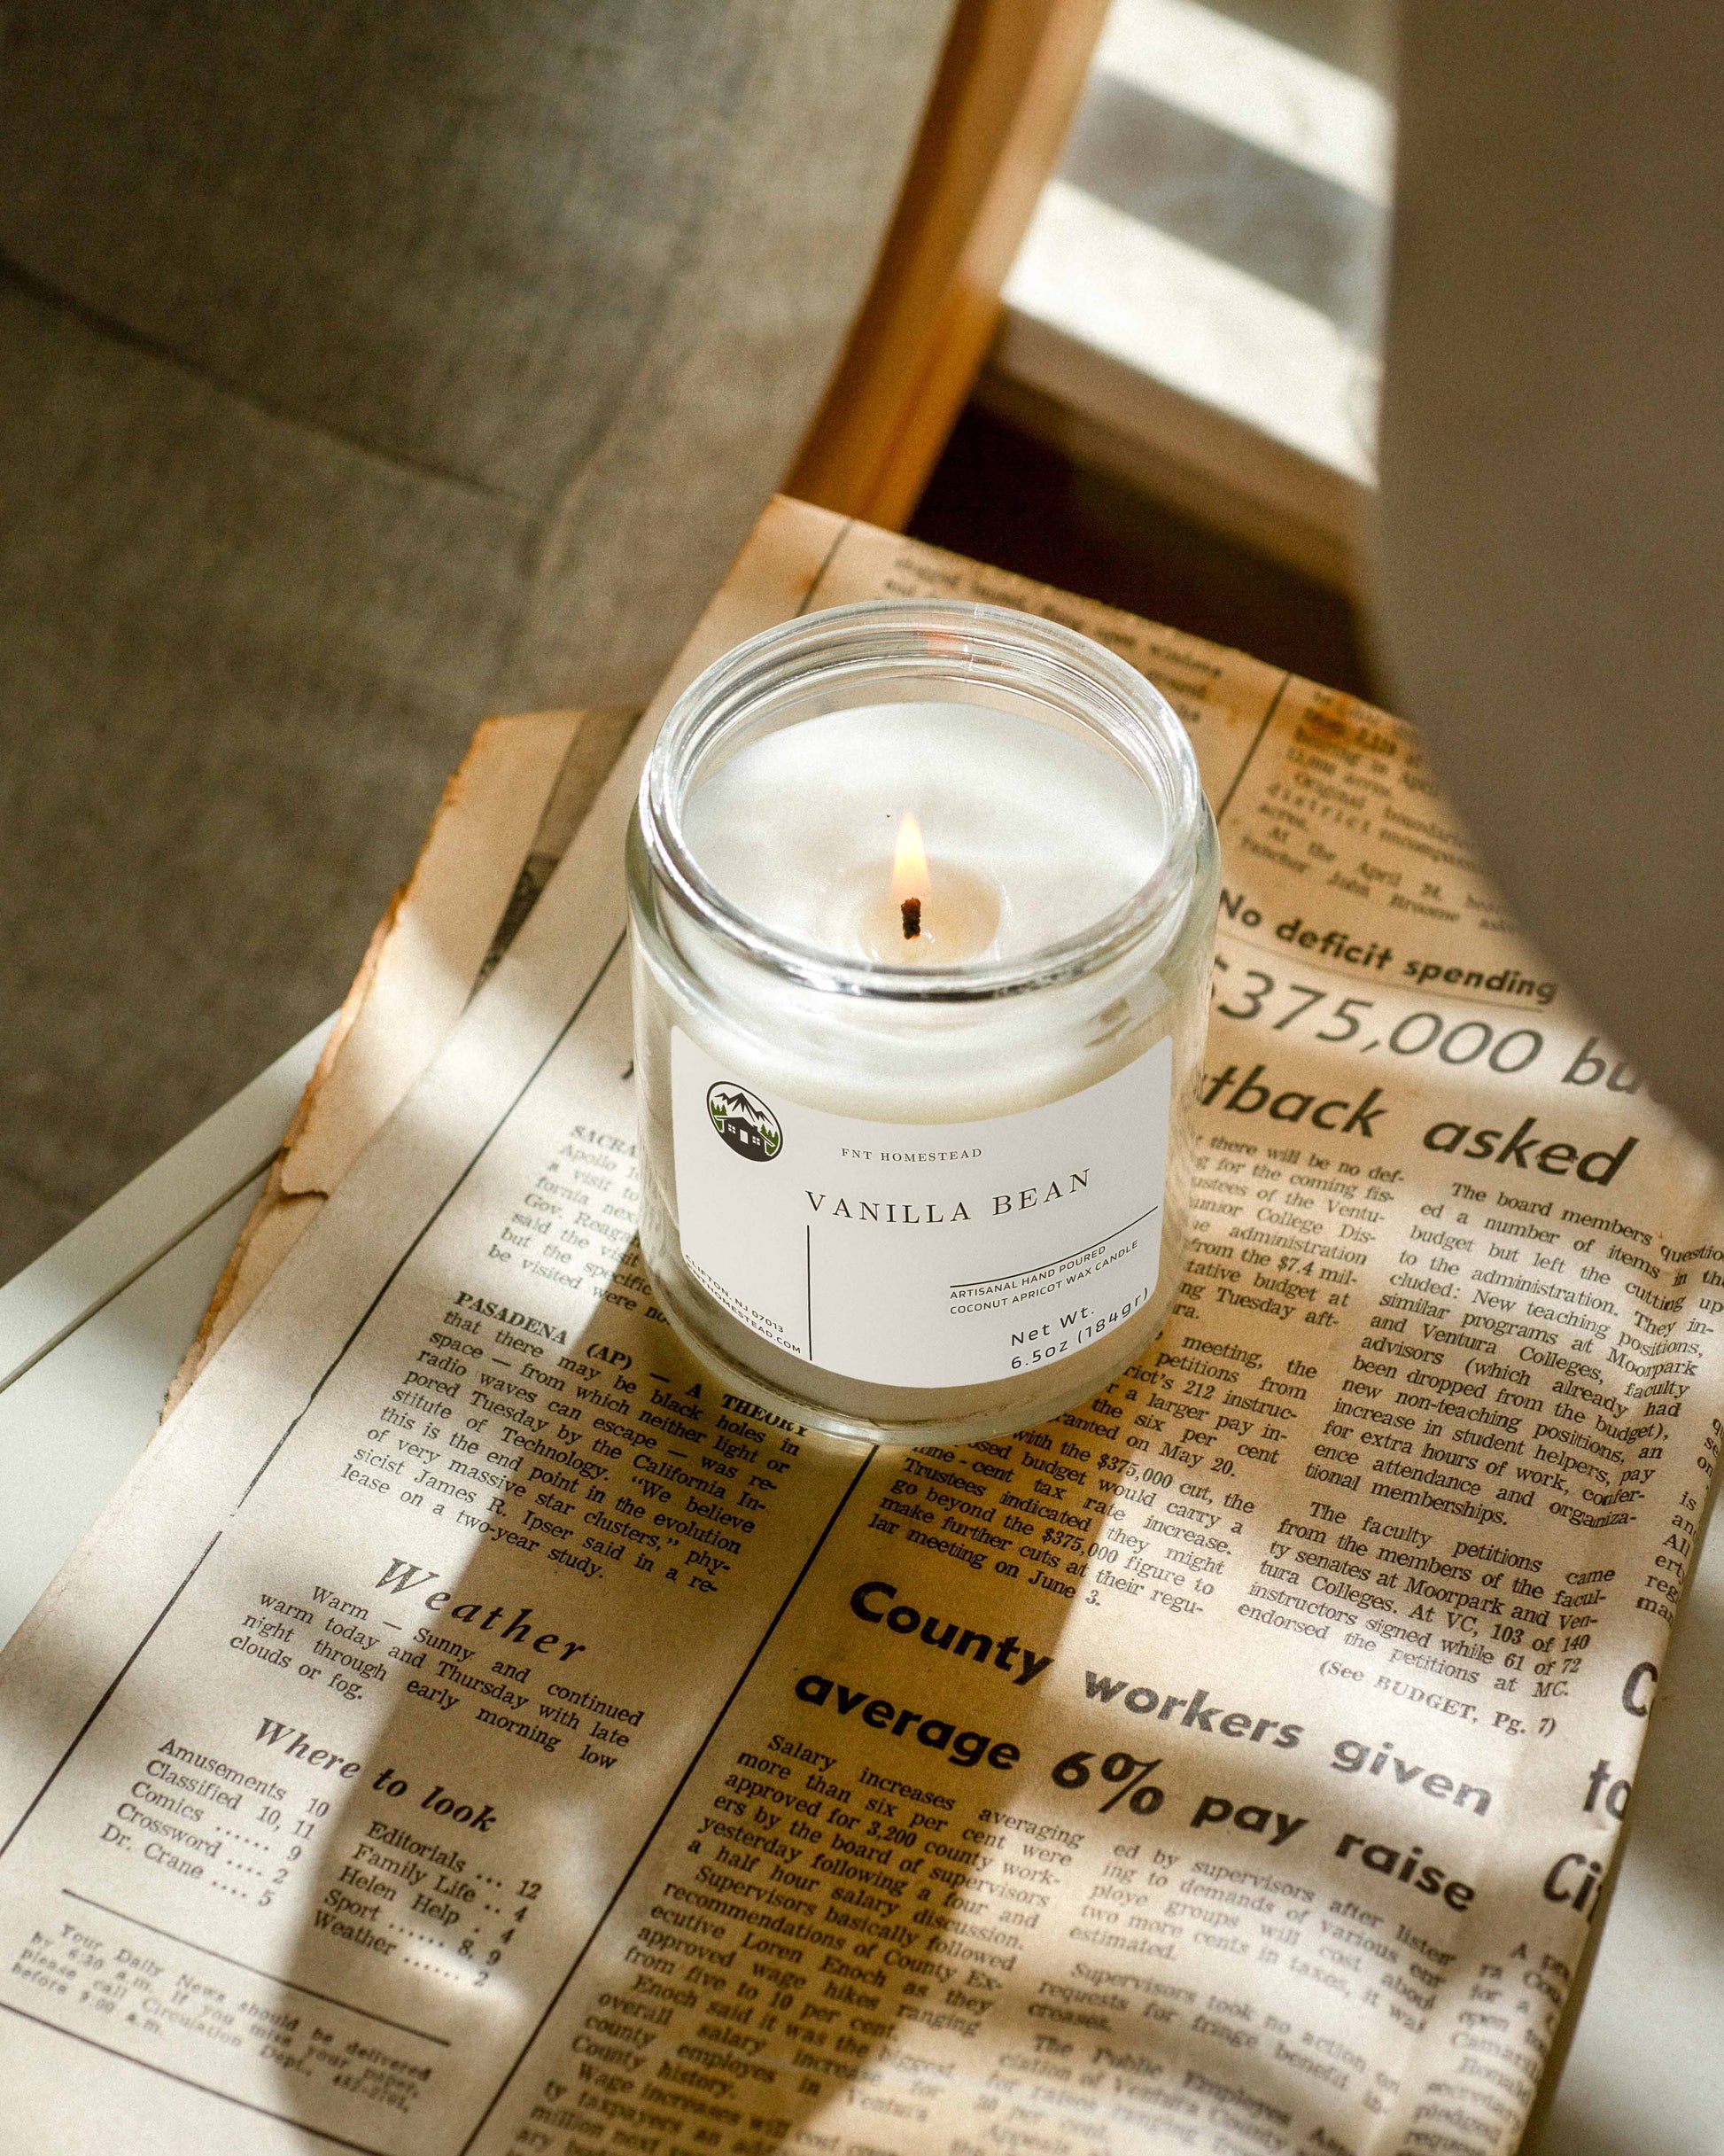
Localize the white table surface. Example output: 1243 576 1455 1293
0 1028 1713 2152
0 1017 332 1644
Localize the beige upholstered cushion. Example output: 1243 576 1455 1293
0 0 953 1273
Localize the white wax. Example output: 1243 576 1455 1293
683 701 1163 961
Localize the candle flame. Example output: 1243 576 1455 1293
890 810 928 908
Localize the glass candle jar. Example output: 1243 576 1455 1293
626 600 1217 1445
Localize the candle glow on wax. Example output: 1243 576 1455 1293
683 701 1160 971
844 806 1003 963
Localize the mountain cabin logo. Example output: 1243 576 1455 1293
707 1082 782 1162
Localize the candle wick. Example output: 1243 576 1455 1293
901 895 922 940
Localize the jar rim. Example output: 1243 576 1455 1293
637 599 1208 1003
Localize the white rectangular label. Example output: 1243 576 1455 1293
671 1028 1170 1388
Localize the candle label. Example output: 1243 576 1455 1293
671 1028 1171 1389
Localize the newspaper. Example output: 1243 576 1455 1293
2 498 1718 2156
161 705 641 1420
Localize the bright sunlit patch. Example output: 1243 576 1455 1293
1094 0 1394 206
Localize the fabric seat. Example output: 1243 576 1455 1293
0 0 953 1275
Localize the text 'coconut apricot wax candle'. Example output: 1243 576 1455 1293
626 601 1217 1444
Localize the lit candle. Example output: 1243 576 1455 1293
858 806 1002 962
628 603 1217 1444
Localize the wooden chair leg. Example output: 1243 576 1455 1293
786 0 1109 532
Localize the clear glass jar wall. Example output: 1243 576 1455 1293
627 601 1218 1445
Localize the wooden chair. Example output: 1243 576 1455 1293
788 0 1110 530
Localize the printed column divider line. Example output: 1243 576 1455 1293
455 1441 881 2156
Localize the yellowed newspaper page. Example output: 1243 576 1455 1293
0 502 1716 2156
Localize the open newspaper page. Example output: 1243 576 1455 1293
1 500 1718 2156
